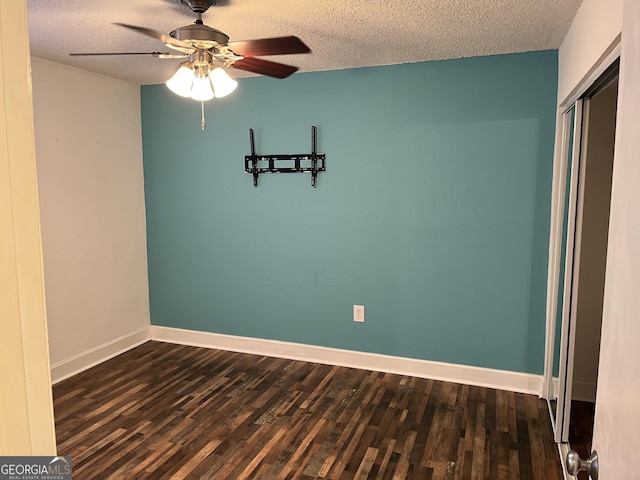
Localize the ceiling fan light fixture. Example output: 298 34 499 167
209 67 238 98
190 75 215 101
166 63 195 98
166 57 237 102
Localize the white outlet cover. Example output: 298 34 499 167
353 305 365 322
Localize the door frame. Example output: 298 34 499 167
552 97 585 443
543 38 621 448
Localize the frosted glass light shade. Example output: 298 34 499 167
166 63 237 102
190 76 215 101
166 64 194 98
210 68 238 98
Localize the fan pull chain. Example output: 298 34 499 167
201 101 206 131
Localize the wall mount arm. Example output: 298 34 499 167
244 126 325 187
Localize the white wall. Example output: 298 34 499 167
557 0 622 104
592 0 640 476
31 58 150 382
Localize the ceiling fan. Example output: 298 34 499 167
70 0 311 98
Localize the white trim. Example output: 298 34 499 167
543 107 574 401
549 376 561 437
555 98 585 443
560 37 621 108
50 327 150 384
150 326 543 395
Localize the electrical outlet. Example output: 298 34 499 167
353 305 365 322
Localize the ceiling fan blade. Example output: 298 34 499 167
226 36 311 57
231 57 299 79
114 23 195 52
69 52 187 58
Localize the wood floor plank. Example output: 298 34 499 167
52 341 563 479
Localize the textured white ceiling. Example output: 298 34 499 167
27 0 582 85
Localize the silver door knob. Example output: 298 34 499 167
566 450 599 480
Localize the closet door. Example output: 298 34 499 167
553 99 584 443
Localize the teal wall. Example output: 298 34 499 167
141 50 558 374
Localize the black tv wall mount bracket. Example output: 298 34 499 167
244 126 326 187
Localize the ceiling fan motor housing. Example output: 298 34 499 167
171 24 229 45
180 0 216 14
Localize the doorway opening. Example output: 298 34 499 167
566 72 618 472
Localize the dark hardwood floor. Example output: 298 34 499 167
53 341 562 479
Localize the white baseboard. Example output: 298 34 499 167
51 327 150 384
150 326 543 395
